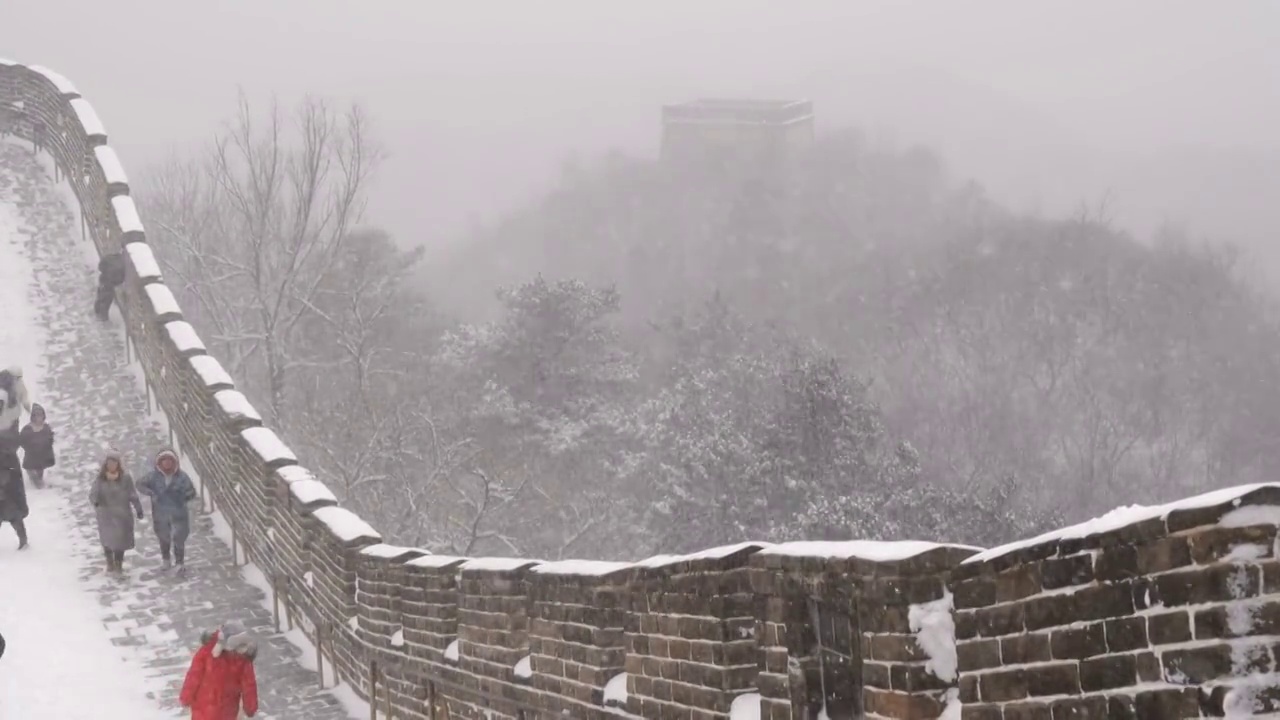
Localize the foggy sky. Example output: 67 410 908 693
6 1 1279 270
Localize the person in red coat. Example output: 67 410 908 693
179 620 259 719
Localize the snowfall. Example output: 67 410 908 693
0 176 169 717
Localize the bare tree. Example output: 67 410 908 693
141 91 380 426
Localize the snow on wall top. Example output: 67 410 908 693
95 146 128 187
213 389 261 423
311 505 381 544
531 559 633 577
275 465 315 485
114 198 145 236
143 283 181 317
965 482 1280 565
188 355 233 388
69 98 105 138
405 554 467 569
634 541 771 569
240 426 297 464
360 544 424 560
289 479 336 506
124 242 159 280
164 321 205 354
460 557 543 573
760 540 981 562
27 65 78 96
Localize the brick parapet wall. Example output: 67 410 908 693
6 58 1280 719
952 486 1280 719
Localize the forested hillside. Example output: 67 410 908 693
142 104 1280 561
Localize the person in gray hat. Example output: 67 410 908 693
180 620 259 718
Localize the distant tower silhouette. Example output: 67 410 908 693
660 99 815 170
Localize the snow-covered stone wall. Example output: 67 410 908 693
6 58 1280 720
953 485 1280 719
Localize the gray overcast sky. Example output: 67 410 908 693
5 1 1279 261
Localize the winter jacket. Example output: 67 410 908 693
99 253 126 288
137 448 196 543
0 451 27 523
90 452 143 552
17 410 55 470
2 367 30 413
0 371 23 444
180 627 259 719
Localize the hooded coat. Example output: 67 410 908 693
89 451 143 551
137 448 196 543
99 253 127 288
180 622 259 720
18 403 55 470
4 367 30 413
0 449 27 523
0 369 23 445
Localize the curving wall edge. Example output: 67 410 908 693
4 58 1280 720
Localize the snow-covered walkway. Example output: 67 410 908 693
0 143 355 718
0 147 167 717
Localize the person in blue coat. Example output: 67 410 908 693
137 448 196 572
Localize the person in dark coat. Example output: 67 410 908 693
0 448 29 549
89 449 144 574
180 620 260 719
17 403 54 489
137 447 196 572
94 251 127 321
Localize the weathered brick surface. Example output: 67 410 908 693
954 487 1280 718
8 58 1280 720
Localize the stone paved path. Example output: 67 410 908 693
0 143 356 719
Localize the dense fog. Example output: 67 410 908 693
8 2 1280 559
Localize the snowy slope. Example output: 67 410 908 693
0 156 169 718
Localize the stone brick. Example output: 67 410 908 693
1072 582 1135 621
1163 643 1249 683
1049 622 1106 660
995 564 1043 602
1002 701 1052 720
1079 654 1136 692
959 706 1002 720
1024 594 1074 632
1133 688 1200 718
1050 696 1109 718
1104 616 1147 652
1039 555 1093 590
1134 535 1192 574
979 669 1028 702
1000 633 1050 665
1024 663 1079 697
957 639 1001 672
1153 564 1260 607
1187 524 1277 564
1146 610 1192 645
1094 544 1140 581
976 603 1026 637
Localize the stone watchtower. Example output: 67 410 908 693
659 98 815 169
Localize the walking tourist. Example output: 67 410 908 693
180 620 259 719
0 446 29 550
89 449 144 575
137 447 196 573
17 403 55 489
